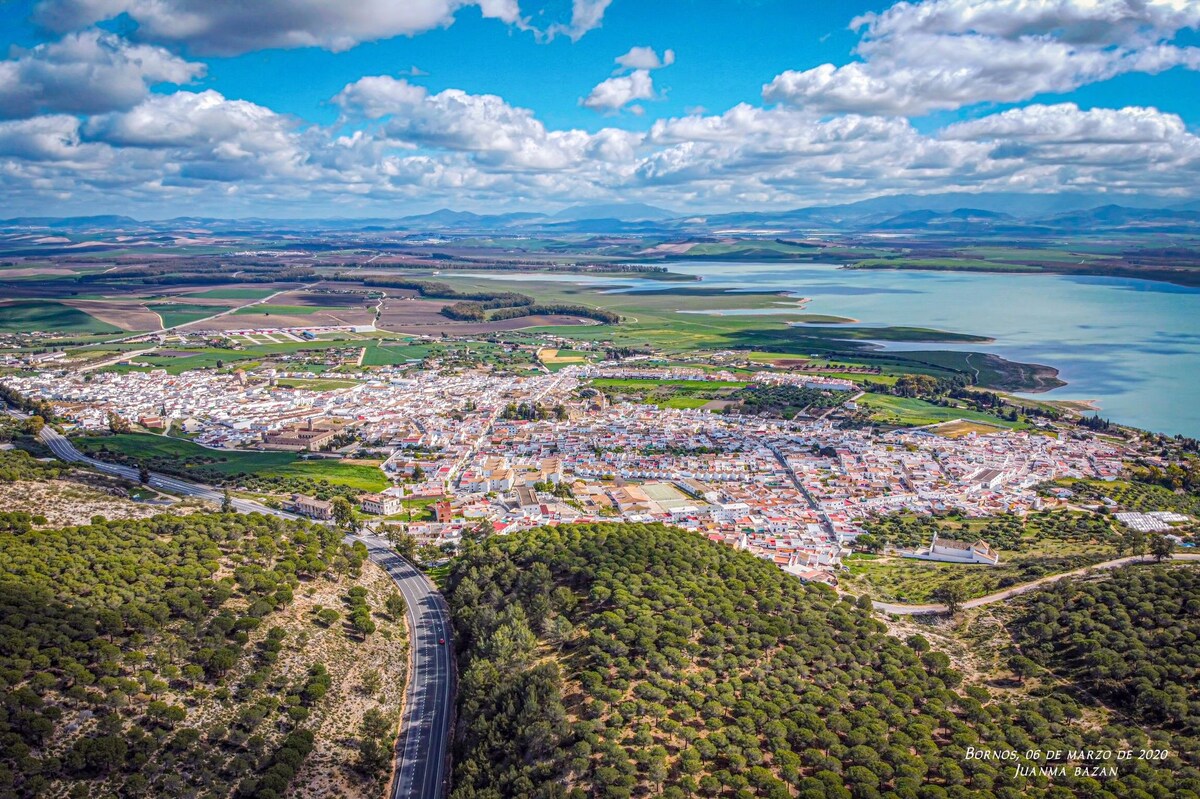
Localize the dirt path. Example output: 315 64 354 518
873 553 1200 615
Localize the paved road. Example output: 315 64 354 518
23 420 453 799
355 535 454 799
36 425 294 517
873 553 1200 615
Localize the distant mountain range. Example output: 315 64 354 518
3 194 1199 236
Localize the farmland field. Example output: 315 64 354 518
75 433 389 491
0 300 121 333
858 394 1027 429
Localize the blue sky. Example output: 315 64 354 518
1 0 1199 217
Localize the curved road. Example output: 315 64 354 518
27 422 453 799
354 535 455 799
872 553 1200 615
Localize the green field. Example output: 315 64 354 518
360 340 436 365
146 303 229 328
657 397 712 409
275 377 361 391
76 433 388 491
0 301 121 334
859 394 1027 429
184 288 280 300
233 304 323 315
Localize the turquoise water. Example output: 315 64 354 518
667 262 1200 438
463 265 1200 436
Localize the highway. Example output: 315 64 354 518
19 418 454 799
354 534 455 799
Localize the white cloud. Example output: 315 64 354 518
614 45 675 71
582 45 674 114
3 79 1200 213
34 0 526 55
545 0 614 42
764 0 1200 116
582 69 657 113
0 30 203 119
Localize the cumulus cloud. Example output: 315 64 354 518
335 75 641 171
545 0 614 42
33 0 526 55
4 78 1200 213
582 69 657 113
0 30 203 119
763 0 1200 116
582 45 674 114
614 45 675 71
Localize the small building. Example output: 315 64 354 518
293 494 334 520
903 532 1000 566
138 415 166 430
360 492 402 516
433 500 453 523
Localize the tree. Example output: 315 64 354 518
221 489 234 513
464 518 495 544
1009 655 1039 685
107 412 131 434
932 582 967 617
361 669 382 696
1150 533 1176 562
1121 527 1148 557
138 464 150 484
21 415 44 436
412 464 425 482
388 528 419 561
332 497 357 532
385 592 407 620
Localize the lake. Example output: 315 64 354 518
473 263 1200 437
659 262 1200 438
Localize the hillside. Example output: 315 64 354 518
0 452 408 799
1011 566 1200 736
444 523 1196 798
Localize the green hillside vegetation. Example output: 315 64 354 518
444 522 1194 798
844 511 1121 602
0 509 386 798
1010 566 1200 737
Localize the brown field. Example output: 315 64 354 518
375 296 590 334
62 299 164 331
927 419 1007 438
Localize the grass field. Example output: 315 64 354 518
146 303 229 328
184 288 280 300
232 304 323 316
275 377 361 391
0 301 121 334
657 397 711 409
859 394 1027 429
76 433 388 491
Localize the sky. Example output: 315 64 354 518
1 0 1199 218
